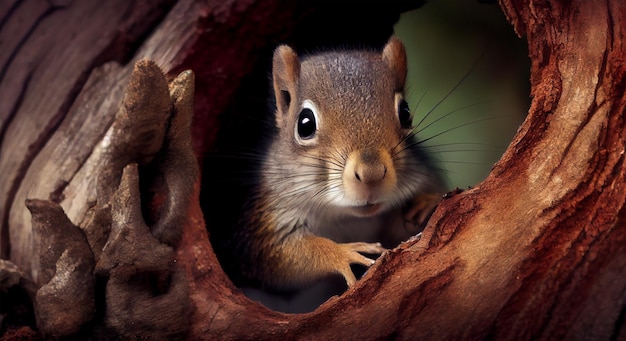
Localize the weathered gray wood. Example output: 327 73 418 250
0 0 174 268
28 198 95 338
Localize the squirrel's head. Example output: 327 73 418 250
270 38 430 217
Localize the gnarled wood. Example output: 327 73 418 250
1 0 625 339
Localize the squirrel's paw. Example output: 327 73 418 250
404 192 441 232
337 242 387 286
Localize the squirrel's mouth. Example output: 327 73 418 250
349 202 383 216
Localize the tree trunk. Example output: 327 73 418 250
1 0 625 339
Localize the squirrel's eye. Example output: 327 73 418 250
398 99 412 128
297 108 317 139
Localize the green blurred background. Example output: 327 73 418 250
394 0 530 189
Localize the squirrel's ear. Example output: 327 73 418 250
272 45 300 127
382 37 407 91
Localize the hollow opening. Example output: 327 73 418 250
198 0 529 314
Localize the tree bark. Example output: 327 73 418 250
1 0 625 339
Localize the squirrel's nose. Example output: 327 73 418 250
342 147 397 203
354 149 387 184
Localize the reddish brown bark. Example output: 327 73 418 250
1 0 625 339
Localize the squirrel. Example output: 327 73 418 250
217 37 443 293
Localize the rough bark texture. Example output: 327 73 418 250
1 0 625 339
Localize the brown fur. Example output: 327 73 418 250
229 37 443 291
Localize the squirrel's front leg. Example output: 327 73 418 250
269 234 387 288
